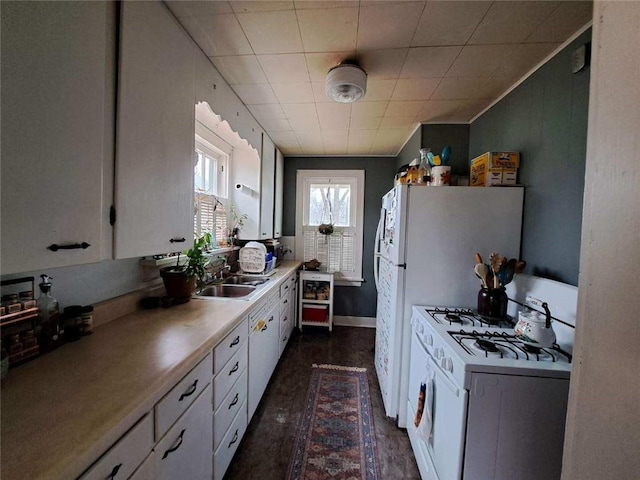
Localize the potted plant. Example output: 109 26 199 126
160 233 212 299
225 203 248 246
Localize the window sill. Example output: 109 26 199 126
139 246 239 267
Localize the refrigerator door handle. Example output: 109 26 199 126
374 212 384 291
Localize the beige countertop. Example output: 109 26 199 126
0 261 301 480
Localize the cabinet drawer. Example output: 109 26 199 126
154 384 213 480
213 341 247 410
80 413 153 480
279 330 291 357
155 353 212 441
279 307 290 336
280 293 291 315
213 401 248 480
214 369 247 451
267 290 280 312
279 279 291 297
214 317 248 376
129 452 155 480
249 300 268 330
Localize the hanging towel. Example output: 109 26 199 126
415 361 434 442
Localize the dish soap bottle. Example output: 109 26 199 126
37 274 61 352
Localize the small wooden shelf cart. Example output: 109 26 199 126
298 270 334 332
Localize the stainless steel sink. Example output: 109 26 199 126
196 284 256 298
222 275 270 286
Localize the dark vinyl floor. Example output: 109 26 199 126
225 326 420 479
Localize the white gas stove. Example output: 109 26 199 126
407 275 577 480
412 306 572 390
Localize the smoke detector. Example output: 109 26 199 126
325 64 367 103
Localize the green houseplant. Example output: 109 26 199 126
160 233 212 299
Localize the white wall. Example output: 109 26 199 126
562 2 640 479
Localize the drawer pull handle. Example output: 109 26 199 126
162 429 185 459
179 379 198 401
107 463 122 479
228 362 239 375
283 336 288 342
228 393 239 409
268 315 274 322
284 316 288 322
169 237 186 243
284 285 289 290
261 324 268 332
228 430 239 448
283 299 288 304
47 242 90 252
229 336 240 348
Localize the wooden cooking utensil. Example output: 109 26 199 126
475 253 483 265
474 263 489 288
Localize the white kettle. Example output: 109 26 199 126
514 296 556 348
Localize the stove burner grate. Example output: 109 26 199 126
449 329 572 363
475 338 500 353
424 307 514 328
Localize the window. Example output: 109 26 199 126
194 133 229 245
295 170 365 286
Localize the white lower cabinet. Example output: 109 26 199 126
214 401 248 480
129 452 155 480
155 353 213 440
79 414 153 480
248 302 279 420
154 383 213 480
214 369 247 451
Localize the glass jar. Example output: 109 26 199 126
477 287 508 319
80 305 94 335
63 306 83 342
8 334 23 355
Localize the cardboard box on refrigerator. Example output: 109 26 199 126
470 152 520 186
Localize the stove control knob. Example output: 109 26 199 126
434 347 444 359
425 334 433 346
441 357 453 372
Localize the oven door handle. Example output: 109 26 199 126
426 354 461 397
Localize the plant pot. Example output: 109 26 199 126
160 266 196 300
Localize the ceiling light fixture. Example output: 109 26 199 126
325 63 367 103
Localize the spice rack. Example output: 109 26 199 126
299 271 334 332
1 277 40 367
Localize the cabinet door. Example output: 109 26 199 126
114 1 195 259
0 2 114 274
259 134 275 239
248 304 279 420
154 384 213 480
273 148 284 238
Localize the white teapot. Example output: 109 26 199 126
514 297 556 348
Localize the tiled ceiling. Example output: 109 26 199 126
166 0 592 156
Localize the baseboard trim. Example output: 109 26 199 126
333 315 376 328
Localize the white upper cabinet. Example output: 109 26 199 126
193 50 262 158
0 2 115 274
274 149 284 239
114 1 195 259
229 133 278 241
259 136 276 240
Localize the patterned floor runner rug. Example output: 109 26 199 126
287 364 380 480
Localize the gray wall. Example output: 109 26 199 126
421 124 470 177
470 29 591 286
395 126 421 170
395 124 471 178
283 157 396 318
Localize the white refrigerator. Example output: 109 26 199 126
373 184 524 427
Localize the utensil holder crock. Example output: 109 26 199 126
477 287 508 318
